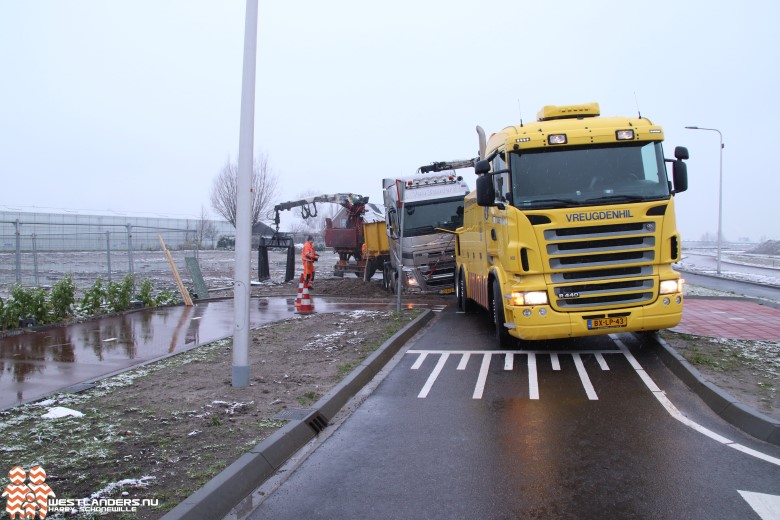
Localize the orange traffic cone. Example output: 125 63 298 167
294 274 305 308
296 279 315 314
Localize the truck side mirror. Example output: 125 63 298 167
674 146 689 161
475 160 491 175
476 174 496 206
672 160 688 194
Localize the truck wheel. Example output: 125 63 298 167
456 270 475 313
364 259 377 281
491 278 513 348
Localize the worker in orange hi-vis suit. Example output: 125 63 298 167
302 235 319 287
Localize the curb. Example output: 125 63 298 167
161 308 435 520
651 333 780 446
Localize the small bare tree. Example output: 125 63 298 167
196 205 219 249
210 153 278 228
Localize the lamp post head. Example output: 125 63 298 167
685 126 699 129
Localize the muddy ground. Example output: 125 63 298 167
0 252 777 519
659 330 779 420
0 286 422 519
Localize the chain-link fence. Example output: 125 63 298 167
0 211 240 297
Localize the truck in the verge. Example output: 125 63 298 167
456 102 689 345
383 161 473 294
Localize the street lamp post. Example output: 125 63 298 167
685 126 724 274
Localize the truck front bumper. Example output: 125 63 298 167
505 294 683 341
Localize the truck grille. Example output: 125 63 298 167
421 263 456 288
415 249 456 289
543 223 657 310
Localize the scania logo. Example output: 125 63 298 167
557 292 580 299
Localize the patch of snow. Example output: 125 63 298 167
85 476 156 501
211 400 254 414
41 406 84 419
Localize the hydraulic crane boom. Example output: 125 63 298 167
418 158 479 174
272 193 369 232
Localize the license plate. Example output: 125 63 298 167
587 317 627 330
440 287 455 295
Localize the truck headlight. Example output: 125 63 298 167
405 272 419 287
510 291 548 306
659 279 683 294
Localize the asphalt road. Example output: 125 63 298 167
683 252 780 279
243 306 780 520
680 270 780 301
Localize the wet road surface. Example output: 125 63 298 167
0 297 415 409
245 306 780 520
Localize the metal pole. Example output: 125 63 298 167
32 233 39 287
126 224 134 277
396 207 404 313
106 231 112 282
233 0 259 388
716 131 723 275
685 126 724 274
15 219 21 284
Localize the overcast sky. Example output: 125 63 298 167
1 1 778 241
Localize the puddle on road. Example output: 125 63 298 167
0 297 405 409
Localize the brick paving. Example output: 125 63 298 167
671 298 780 341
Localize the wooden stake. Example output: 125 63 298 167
158 234 194 306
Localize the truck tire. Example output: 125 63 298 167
382 263 390 290
491 278 513 348
456 270 475 313
363 259 377 282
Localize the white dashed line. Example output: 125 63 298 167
528 353 539 400
473 353 492 399
418 353 449 399
406 346 780 468
573 353 598 400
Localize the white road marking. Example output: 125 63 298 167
504 353 514 371
594 353 609 370
611 336 661 392
738 491 780 520
405 345 780 468
612 338 780 468
411 352 427 370
528 353 539 400
418 353 449 398
102 338 117 342
473 353 492 399
573 353 598 400
731 444 780 467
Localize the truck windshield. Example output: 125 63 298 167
403 197 464 236
509 141 670 209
